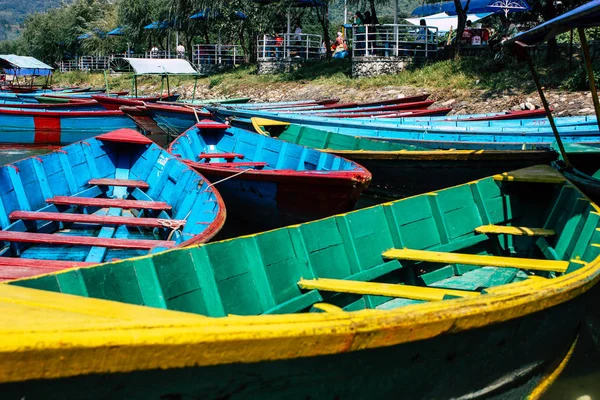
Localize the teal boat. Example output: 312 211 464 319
4 164 600 399
176 97 251 105
242 117 558 198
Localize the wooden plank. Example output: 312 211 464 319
298 278 478 301
198 153 243 160
10 211 184 229
492 165 566 184
0 231 174 250
88 179 150 189
311 303 344 313
383 248 569 273
475 225 556 237
47 196 171 211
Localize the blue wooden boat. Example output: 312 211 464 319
0 108 138 144
211 107 600 150
168 121 371 231
0 129 225 281
0 100 105 111
123 103 212 136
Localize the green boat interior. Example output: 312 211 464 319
11 165 600 317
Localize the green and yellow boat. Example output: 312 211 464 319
3 165 600 399
243 117 558 198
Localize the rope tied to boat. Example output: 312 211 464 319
184 105 201 124
157 219 186 230
207 168 253 188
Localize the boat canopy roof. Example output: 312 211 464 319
511 0 600 46
124 58 199 76
0 55 53 76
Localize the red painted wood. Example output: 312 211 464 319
195 120 230 130
10 211 184 228
0 231 174 249
142 103 212 117
88 179 150 189
0 100 99 110
96 129 153 144
0 108 124 117
0 265 77 281
198 153 243 160
218 162 267 168
33 115 61 144
0 257 95 268
47 196 172 210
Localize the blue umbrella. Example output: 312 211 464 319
107 27 125 36
144 21 172 30
412 0 530 16
190 9 248 20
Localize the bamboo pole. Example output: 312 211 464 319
578 27 600 133
524 49 570 167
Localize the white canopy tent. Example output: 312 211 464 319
405 12 493 34
123 58 200 98
124 58 199 75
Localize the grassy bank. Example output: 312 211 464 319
50 55 598 97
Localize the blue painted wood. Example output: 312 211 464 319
212 107 600 150
0 131 225 280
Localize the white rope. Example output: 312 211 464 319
184 105 201 124
207 168 253 188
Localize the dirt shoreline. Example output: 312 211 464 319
154 80 597 116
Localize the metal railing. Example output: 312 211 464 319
351 24 439 59
257 33 323 61
193 44 245 66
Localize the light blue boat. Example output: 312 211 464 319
211 107 600 150
0 129 226 281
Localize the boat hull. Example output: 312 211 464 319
0 293 582 400
0 110 138 144
199 169 368 232
340 150 558 198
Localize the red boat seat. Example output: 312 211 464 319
47 196 171 211
198 153 243 160
0 231 174 250
88 179 150 189
10 211 185 229
195 120 230 130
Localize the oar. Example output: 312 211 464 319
578 27 600 134
519 42 571 168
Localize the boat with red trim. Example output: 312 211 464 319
168 120 370 231
0 108 138 144
0 129 225 281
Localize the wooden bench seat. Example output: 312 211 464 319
475 225 556 237
88 179 150 189
382 248 569 273
47 196 171 211
10 211 184 229
0 257 95 268
0 231 174 250
199 153 243 160
195 121 231 130
298 278 479 301
492 165 566 184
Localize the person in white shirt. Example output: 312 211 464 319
294 23 302 41
176 43 185 58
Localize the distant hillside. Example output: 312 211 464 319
0 0 68 39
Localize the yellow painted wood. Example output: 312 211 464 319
312 303 345 313
251 117 290 135
475 225 556 237
383 248 569 273
298 278 479 301
492 165 566 184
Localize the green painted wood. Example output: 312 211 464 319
11 174 598 324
